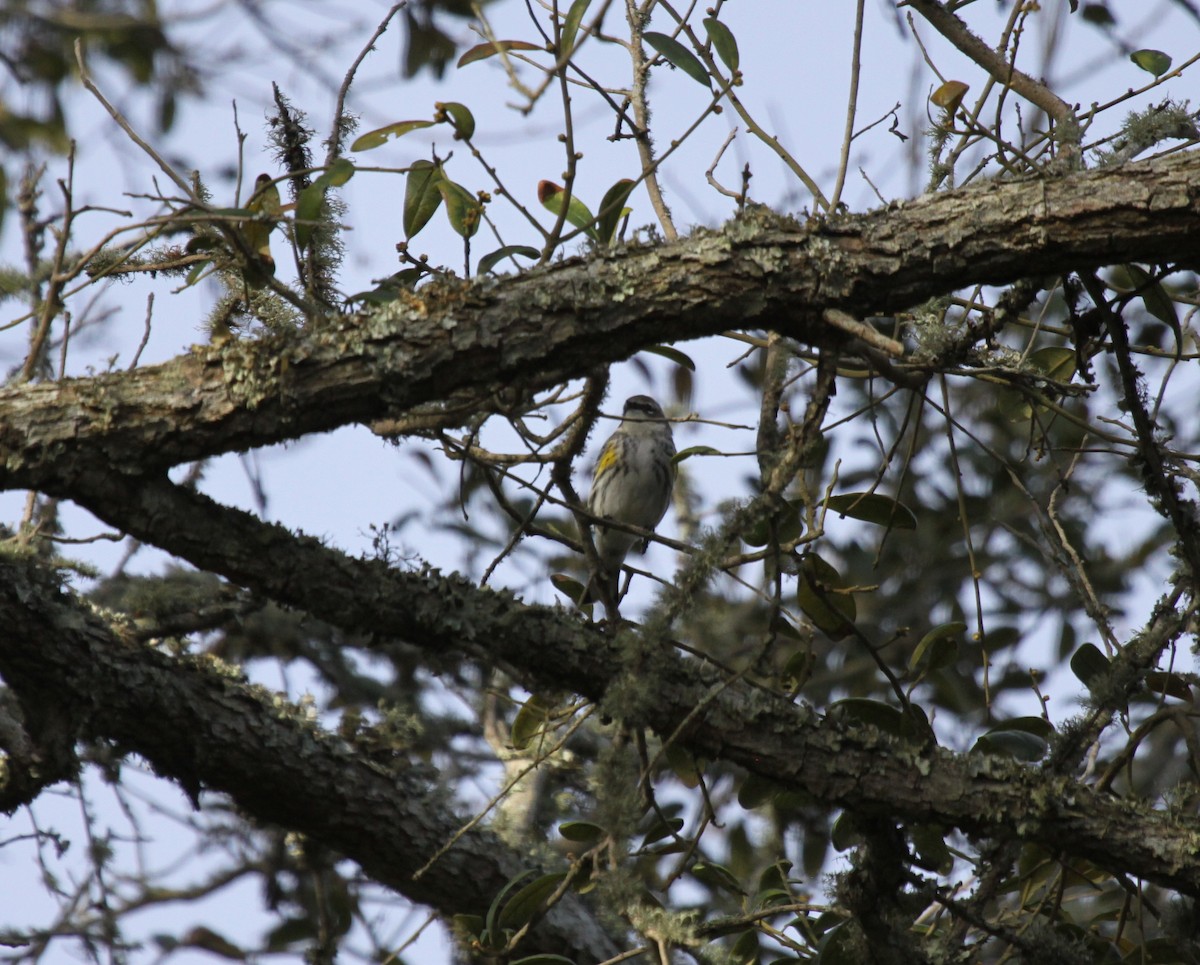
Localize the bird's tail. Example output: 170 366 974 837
579 566 620 607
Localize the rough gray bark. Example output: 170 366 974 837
0 557 624 963
3 472 1198 900
1 150 1198 488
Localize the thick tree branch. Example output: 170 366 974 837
0 556 624 963
17 469 1200 899
2 150 1199 488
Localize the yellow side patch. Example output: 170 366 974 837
595 443 620 475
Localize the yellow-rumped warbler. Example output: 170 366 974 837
581 395 676 605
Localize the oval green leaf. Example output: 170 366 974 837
1118 263 1181 351
702 17 740 72
643 31 711 87
930 79 969 114
559 0 592 57
672 445 720 464
510 694 552 750
911 824 953 874
1143 670 1193 701
737 772 780 810
558 820 605 844
457 39 543 69
403 160 444 239
640 815 685 845
350 119 435 153
1028 345 1076 381
642 344 695 370
317 157 356 188
908 621 966 672
1130 48 1172 77
596 177 635 245
830 697 904 736
830 812 862 852
973 729 1049 762
690 861 746 895
294 182 325 252
438 179 482 239
1070 642 1110 690
538 180 597 240
798 554 854 639
478 245 541 276
824 492 917 530
744 500 803 547
437 101 476 140
498 872 568 929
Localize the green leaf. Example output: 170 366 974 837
560 0 592 57
643 32 711 87
294 183 325 252
345 270 426 305
994 716 1055 739
595 177 635 245
816 921 862 965
737 772 780 809
350 119 435 152
478 245 541 276
781 648 817 692
437 101 476 140
1028 345 1076 381
830 812 862 852
538 180 598 241
316 157 356 188
984 625 1021 651
824 492 917 530
672 445 720 464
642 344 695 370
973 729 1049 762
999 346 1076 420
1118 264 1181 352
498 872 567 929
184 259 212 287
558 820 605 844
457 39 543 68
908 622 965 672
1081 4 1117 26
511 694 552 750
451 914 485 945
911 825 953 874
798 554 855 640
729 928 759 964
744 500 803 547
930 79 970 114
690 861 746 895
830 698 903 736
640 815 685 845
403 161 444 239
1143 670 1193 701
702 17 740 72
438 179 483 239
663 741 701 788
1070 642 1110 690
1130 48 1172 77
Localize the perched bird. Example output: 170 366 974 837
582 395 676 606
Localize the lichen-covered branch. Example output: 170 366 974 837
0 555 624 963
16 470 1200 898
1 150 1198 489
